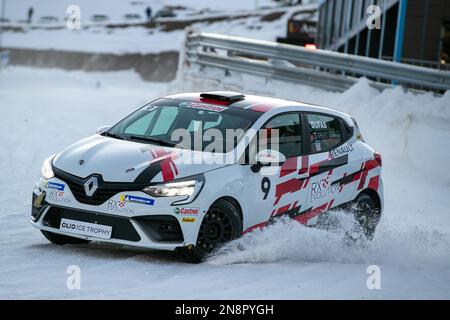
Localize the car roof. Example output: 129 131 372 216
164 91 353 126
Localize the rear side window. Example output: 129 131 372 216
306 113 342 153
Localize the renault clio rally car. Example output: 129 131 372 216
31 92 383 262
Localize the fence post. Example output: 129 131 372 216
394 0 408 63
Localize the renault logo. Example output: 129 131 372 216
84 176 98 197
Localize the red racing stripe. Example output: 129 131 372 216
294 202 328 225
309 158 328 175
339 173 347 192
272 201 300 217
357 159 380 190
273 204 291 217
368 175 380 191
357 169 369 191
199 98 230 106
352 171 362 182
303 178 310 189
280 157 298 177
250 104 275 113
274 178 304 205
150 149 179 182
327 199 335 210
299 155 309 174
242 221 268 235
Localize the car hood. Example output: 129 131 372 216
53 135 228 183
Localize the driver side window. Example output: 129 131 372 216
263 113 302 159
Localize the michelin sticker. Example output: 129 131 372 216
46 182 65 191
121 194 154 206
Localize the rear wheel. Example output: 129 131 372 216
351 193 381 240
41 230 91 245
182 199 242 263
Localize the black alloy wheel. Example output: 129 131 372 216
181 199 242 263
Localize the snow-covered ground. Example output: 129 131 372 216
0 66 449 299
1 0 313 54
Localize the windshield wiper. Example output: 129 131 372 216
103 132 127 140
129 135 177 147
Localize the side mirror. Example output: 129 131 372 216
96 125 110 134
251 149 286 173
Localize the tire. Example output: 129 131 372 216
41 230 91 245
181 199 243 263
351 193 381 240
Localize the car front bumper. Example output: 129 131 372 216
31 175 206 251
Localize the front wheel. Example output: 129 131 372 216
41 230 91 245
181 199 242 263
351 193 381 240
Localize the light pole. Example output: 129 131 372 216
394 0 408 63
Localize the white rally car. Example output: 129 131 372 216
31 92 383 262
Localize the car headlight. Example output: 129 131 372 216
143 175 204 205
41 155 56 180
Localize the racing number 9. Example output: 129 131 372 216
261 177 271 200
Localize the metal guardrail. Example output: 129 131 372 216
184 32 450 93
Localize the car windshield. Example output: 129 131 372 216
106 98 260 152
